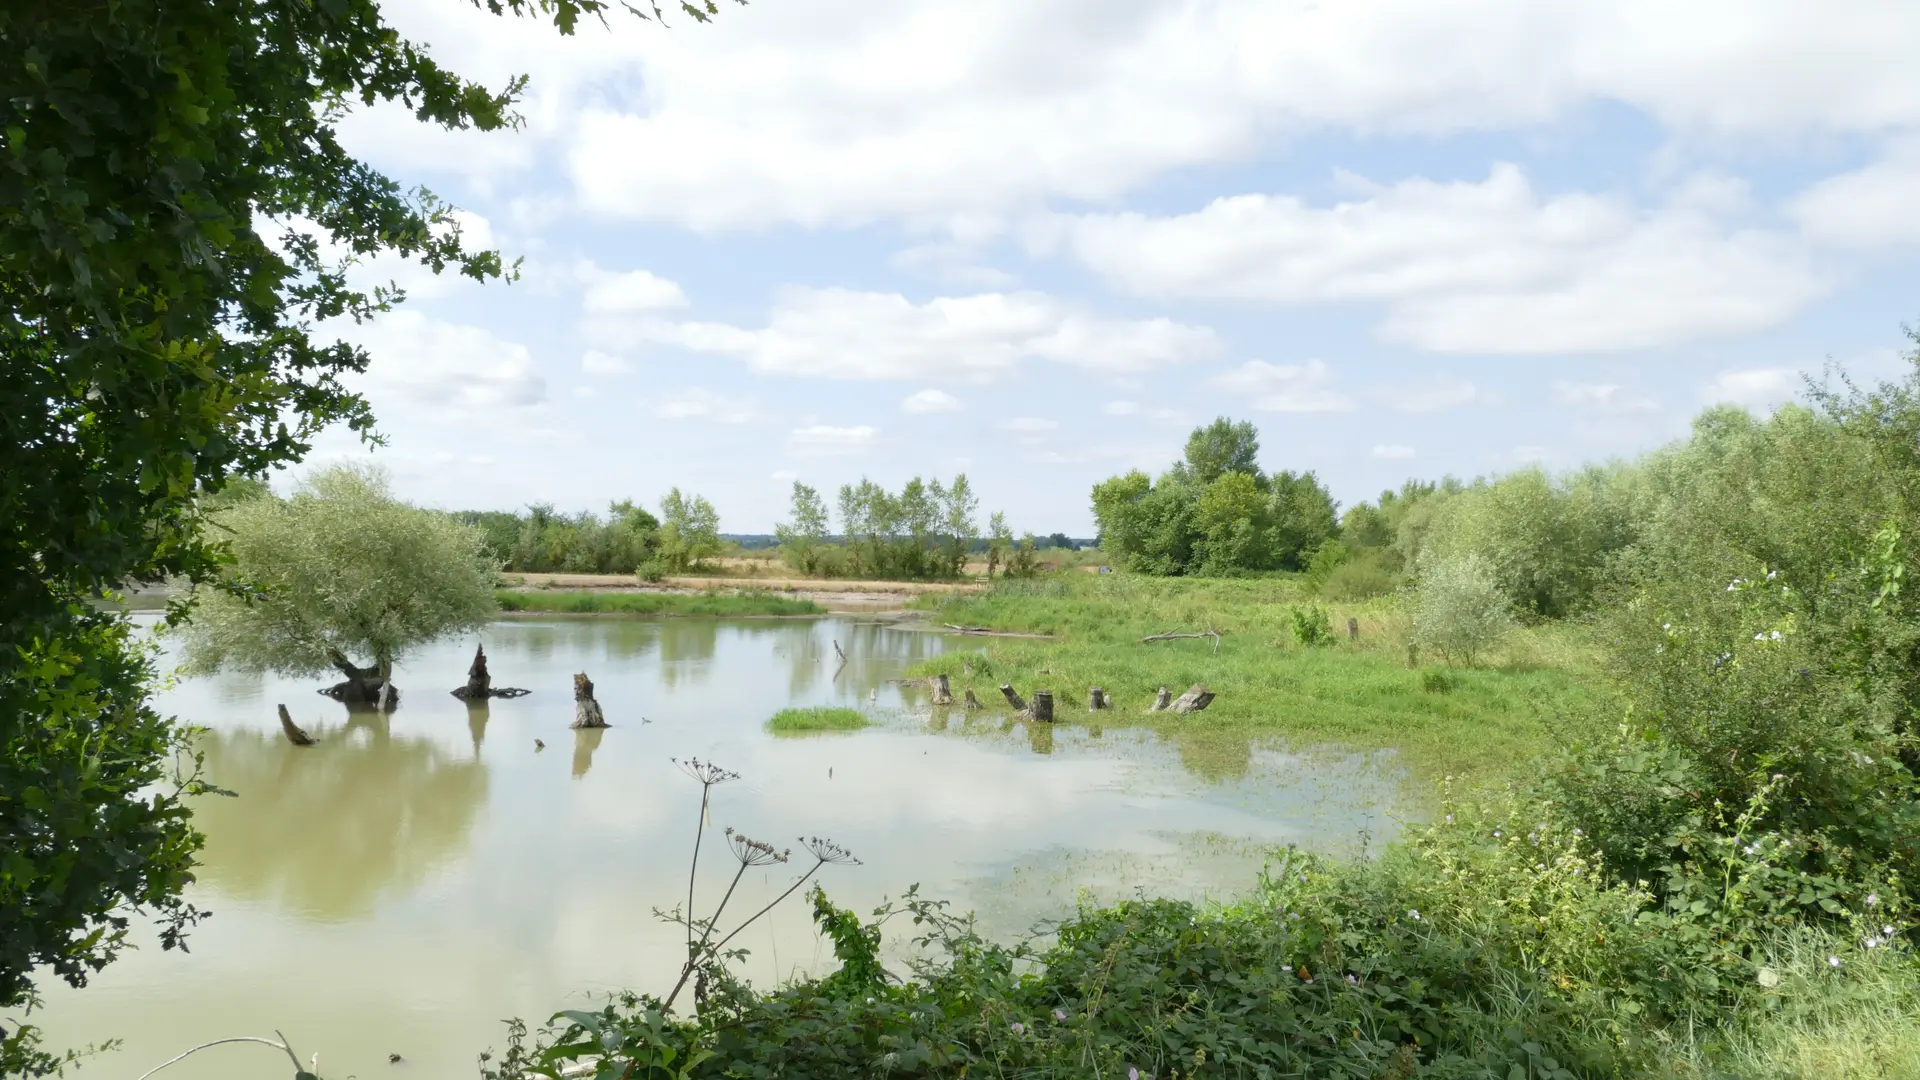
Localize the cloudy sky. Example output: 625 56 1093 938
310 0 1920 535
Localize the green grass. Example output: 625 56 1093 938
766 706 869 734
910 573 1609 783
495 589 822 617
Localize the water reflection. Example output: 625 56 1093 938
467 701 490 757
571 727 605 778
193 709 488 921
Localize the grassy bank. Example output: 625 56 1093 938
495 589 822 617
908 574 1604 782
766 706 868 734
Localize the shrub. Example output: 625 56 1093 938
1290 603 1335 646
1410 553 1514 666
1320 548 1399 600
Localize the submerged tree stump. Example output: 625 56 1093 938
571 672 609 729
1089 687 1110 711
277 704 315 747
451 643 530 700
963 688 984 709
1030 690 1054 724
1168 683 1216 714
1149 686 1172 712
929 673 953 706
999 684 1027 713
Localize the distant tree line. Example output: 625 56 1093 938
453 488 721 577
775 476 1041 580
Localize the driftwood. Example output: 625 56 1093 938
1089 687 1110 710
833 639 847 663
1149 686 1172 711
929 673 953 706
451 643 531 700
570 672 609 729
1168 683 1216 714
1029 690 1054 724
1347 617 1360 642
943 624 1055 639
963 688 984 709
999 684 1028 712
277 704 315 747
1141 626 1223 655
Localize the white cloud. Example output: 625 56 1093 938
788 424 878 456
770 470 800 482
580 267 690 315
653 388 761 424
334 310 544 408
581 350 632 375
1790 142 1920 249
1372 444 1417 460
646 288 1217 381
1102 401 1140 416
1039 164 1826 354
1701 368 1804 409
1000 417 1059 443
901 388 965 413
1373 377 1483 413
1551 381 1659 412
1206 360 1355 413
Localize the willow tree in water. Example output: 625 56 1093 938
181 465 497 703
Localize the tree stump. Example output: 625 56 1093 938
1347 617 1360 642
1169 683 1216 714
277 704 315 747
1150 686 1172 711
964 688 984 709
1030 690 1054 724
929 673 953 706
571 672 609 729
1089 687 1110 710
999 684 1027 713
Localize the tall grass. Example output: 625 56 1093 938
766 706 868 734
910 573 1605 782
495 589 821 617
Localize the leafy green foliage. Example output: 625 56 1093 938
1290 603 1336 646
178 465 498 685
658 489 723 573
773 482 832 575
823 476 980 580
457 501 660 573
1410 553 1515 666
1092 418 1336 576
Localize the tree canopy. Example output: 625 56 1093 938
1091 418 1337 576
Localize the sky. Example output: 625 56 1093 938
306 0 1920 535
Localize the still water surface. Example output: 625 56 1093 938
38 616 1401 1079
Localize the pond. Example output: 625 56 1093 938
34 615 1404 1079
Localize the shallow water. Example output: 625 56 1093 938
34 616 1402 1079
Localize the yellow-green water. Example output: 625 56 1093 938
34 616 1401 1079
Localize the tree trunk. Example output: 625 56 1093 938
964 688 984 709
1030 689 1054 724
1089 687 1109 710
324 647 388 704
929 673 953 706
999 684 1027 712
377 662 395 714
277 704 315 747
1347 617 1360 642
1169 683 1216 714
1150 686 1171 711
571 671 609 729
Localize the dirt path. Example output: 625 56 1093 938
497 572 983 613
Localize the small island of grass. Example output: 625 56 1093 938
766 706 869 734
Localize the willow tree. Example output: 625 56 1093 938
181 466 498 703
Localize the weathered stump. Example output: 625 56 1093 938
1347 617 1360 642
1169 683 1216 714
963 688 984 709
1150 686 1172 712
999 684 1027 713
277 704 315 747
460 643 492 699
1089 687 1110 711
930 673 954 706
571 672 609 729
1030 690 1054 724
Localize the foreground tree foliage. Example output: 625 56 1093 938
180 465 498 702
0 0 736 1069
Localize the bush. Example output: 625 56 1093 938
1290 603 1335 646
1319 547 1399 600
1410 553 1514 666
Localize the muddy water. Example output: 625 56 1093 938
34 616 1401 1079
